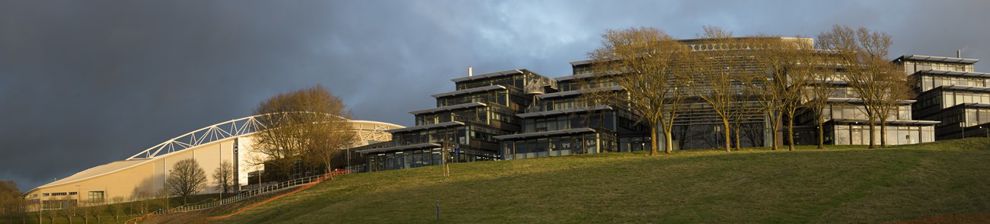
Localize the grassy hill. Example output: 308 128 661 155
203 139 990 223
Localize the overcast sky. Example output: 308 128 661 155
2 0 988 191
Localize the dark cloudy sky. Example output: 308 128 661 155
2 0 989 191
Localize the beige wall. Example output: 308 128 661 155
26 137 240 210
24 120 400 211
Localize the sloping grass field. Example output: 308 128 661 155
203 139 990 223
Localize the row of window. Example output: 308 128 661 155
833 125 934 145
523 112 617 133
436 89 510 108
941 91 990 109
942 108 990 127
42 192 76 197
903 61 974 74
394 127 466 145
366 148 497 171
556 78 618 92
455 72 552 91
823 104 911 121
918 75 989 91
456 74 527 90
501 133 603 157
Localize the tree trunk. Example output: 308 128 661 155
664 129 674 154
868 120 876 149
735 126 741 151
880 121 887 148
770 113 780 151
817 118 825 149
787 114 795 151
650 126 659 156
722 119 731 152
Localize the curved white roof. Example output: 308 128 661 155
30 114 402 193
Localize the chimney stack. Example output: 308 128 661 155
957 49 962 58
468 66 473 77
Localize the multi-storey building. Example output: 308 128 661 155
792 53 941 146
359 37 968 172
494 64 650 159
896 55 990 139
355 69 554 171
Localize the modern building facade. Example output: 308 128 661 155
355 37 973 172
24 115 401 211
896 55 990 139
355 69 555 171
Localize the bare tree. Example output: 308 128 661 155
804 51 837 149
777 39 815 151
0 180 24 222
693 26 743 152
589 27 693 155
817 25 898 148
253 85 356 179
165 159 207 204
741 38 784 151
213 161 234 195
873 60 911 147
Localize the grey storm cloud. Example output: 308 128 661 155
1 0 989 191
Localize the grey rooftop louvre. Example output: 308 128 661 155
537 86 624 99
387 121 465 133
826 97 916 105
450 69 528 82
516 105 614 118
829 119 941 126
897 54 979 64
430 85 507 98
409 102 487 115
939 85 990 93
916 70 990 78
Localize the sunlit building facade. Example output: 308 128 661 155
896 55 990 139
24 116 400 211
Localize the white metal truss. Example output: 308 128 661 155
126 112 342 160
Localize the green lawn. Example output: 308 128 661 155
207 139 990 223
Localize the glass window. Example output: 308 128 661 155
835 125 850 145
967 110 978 127
980 109 990 124
944 92 955 108
851 126 863 145
88 191 104 203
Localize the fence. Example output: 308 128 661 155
156 170 349 214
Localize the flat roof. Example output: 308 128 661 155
826 97 916 105
915 70 990 78
450 69 527 83
431 85 506 98
569 59 594 66
355 143 441 154
896 55 979 64
517 105 613 118
555 71 623 82
945 103 990 111
830 119 940 126
493 128 597 140
537 86 624 99
410 102 486 115
939 85 990 93
387 121 465 133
